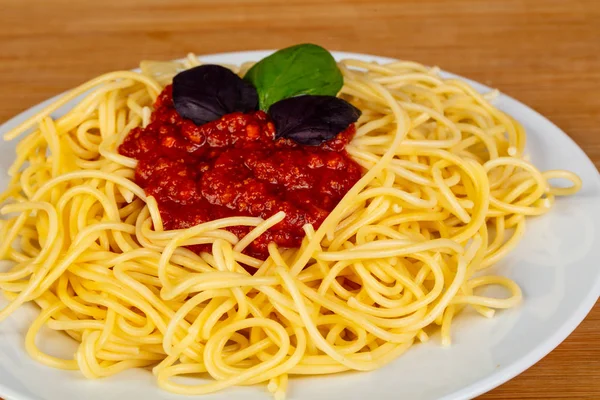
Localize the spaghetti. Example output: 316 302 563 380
0 53 582 399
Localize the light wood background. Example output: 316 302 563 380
1 0 599 398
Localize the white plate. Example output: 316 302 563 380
1 51 600 400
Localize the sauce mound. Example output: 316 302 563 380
119 85 362 259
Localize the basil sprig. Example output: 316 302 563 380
244 44 344 111
171 44 359 146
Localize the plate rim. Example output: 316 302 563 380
1 50 599 400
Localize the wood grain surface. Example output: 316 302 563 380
1 0 599 399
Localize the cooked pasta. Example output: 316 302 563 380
0 52 581 399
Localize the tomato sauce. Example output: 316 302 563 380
119 85 362 259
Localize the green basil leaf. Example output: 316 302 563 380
244 43 343 111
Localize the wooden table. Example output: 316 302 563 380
1 0 599 398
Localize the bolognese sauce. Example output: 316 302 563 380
119 85 362 259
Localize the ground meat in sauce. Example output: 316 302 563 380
119 85 362 259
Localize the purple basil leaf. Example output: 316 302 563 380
173 65 258 125
268 95 361 146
